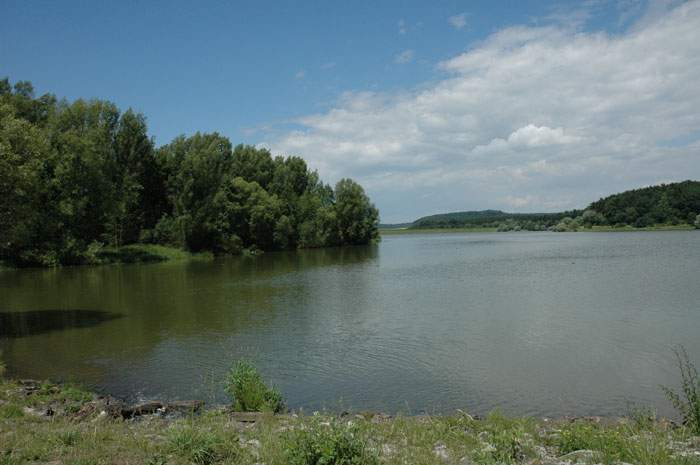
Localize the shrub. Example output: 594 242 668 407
0 350 5 378
225 360 285 413
695 213 700 229
662 345 700 434
284 418 378 465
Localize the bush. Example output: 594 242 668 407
225 360 285 413
695 213 700 229
0 350 6 378
284 418 378 465
662 345 700 434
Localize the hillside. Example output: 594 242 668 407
588 180 700 228
398 181 700 232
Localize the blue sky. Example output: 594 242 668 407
2 1 699 222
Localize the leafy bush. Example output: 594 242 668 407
284 418 378 465
225 360 285 413
0 350 6 378
662 345 700 434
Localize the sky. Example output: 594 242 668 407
2 0 699 223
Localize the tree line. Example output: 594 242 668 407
405 181 700 232
0 78 379 267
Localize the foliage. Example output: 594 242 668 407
410 209 580 231
662 345 700 434
552 216 582 232
0 78 379 267
588 181 700 228
403 181 700 232
0 350 5 378
284 418 378 465
225 360 285 413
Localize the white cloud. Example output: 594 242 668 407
295 69 306 80
394 49 415 64
271 2 700 222
448 13 467 29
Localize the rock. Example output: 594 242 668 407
230 411 265 423
433 442 450 461
121 401 164 419
371 413 391 424
557 449 596 462
381 443 396 458
166 400 203 415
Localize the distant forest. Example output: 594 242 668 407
0 78 379 267
407 181 700 232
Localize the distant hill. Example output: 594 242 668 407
588 180 700 227
410 209 579 231
400 180 700 231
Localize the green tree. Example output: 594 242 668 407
160 132 233 251
333 178 379 245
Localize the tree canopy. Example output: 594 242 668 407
0 78 379 267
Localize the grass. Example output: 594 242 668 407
225 360 285 413
1 378 699 465
2 349 700 464
663 346 700 434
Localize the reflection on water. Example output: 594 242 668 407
0 310 122 338
0 234 699 417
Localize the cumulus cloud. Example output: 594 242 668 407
393 49 415 64
448 13 467 29
271 2 700 222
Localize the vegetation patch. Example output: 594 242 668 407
283 417 379 465
0 78 379 268
663 345 700 434
225 360 285 413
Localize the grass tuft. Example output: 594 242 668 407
225 360 285 413
662 345 700 434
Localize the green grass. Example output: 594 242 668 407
225 360 285 413
1 379 700 465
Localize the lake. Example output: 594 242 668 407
1 231 699 418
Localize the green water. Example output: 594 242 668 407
1 231 699 417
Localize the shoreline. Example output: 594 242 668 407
380 224 696 235
2 378 699 464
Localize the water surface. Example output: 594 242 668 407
1 231 698 417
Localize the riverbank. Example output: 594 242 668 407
2 379 699 465
380 224 695 235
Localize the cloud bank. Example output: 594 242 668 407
271 2 700 222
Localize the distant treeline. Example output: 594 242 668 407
0 78 379 267
410 210 581 231
407 181 700 232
